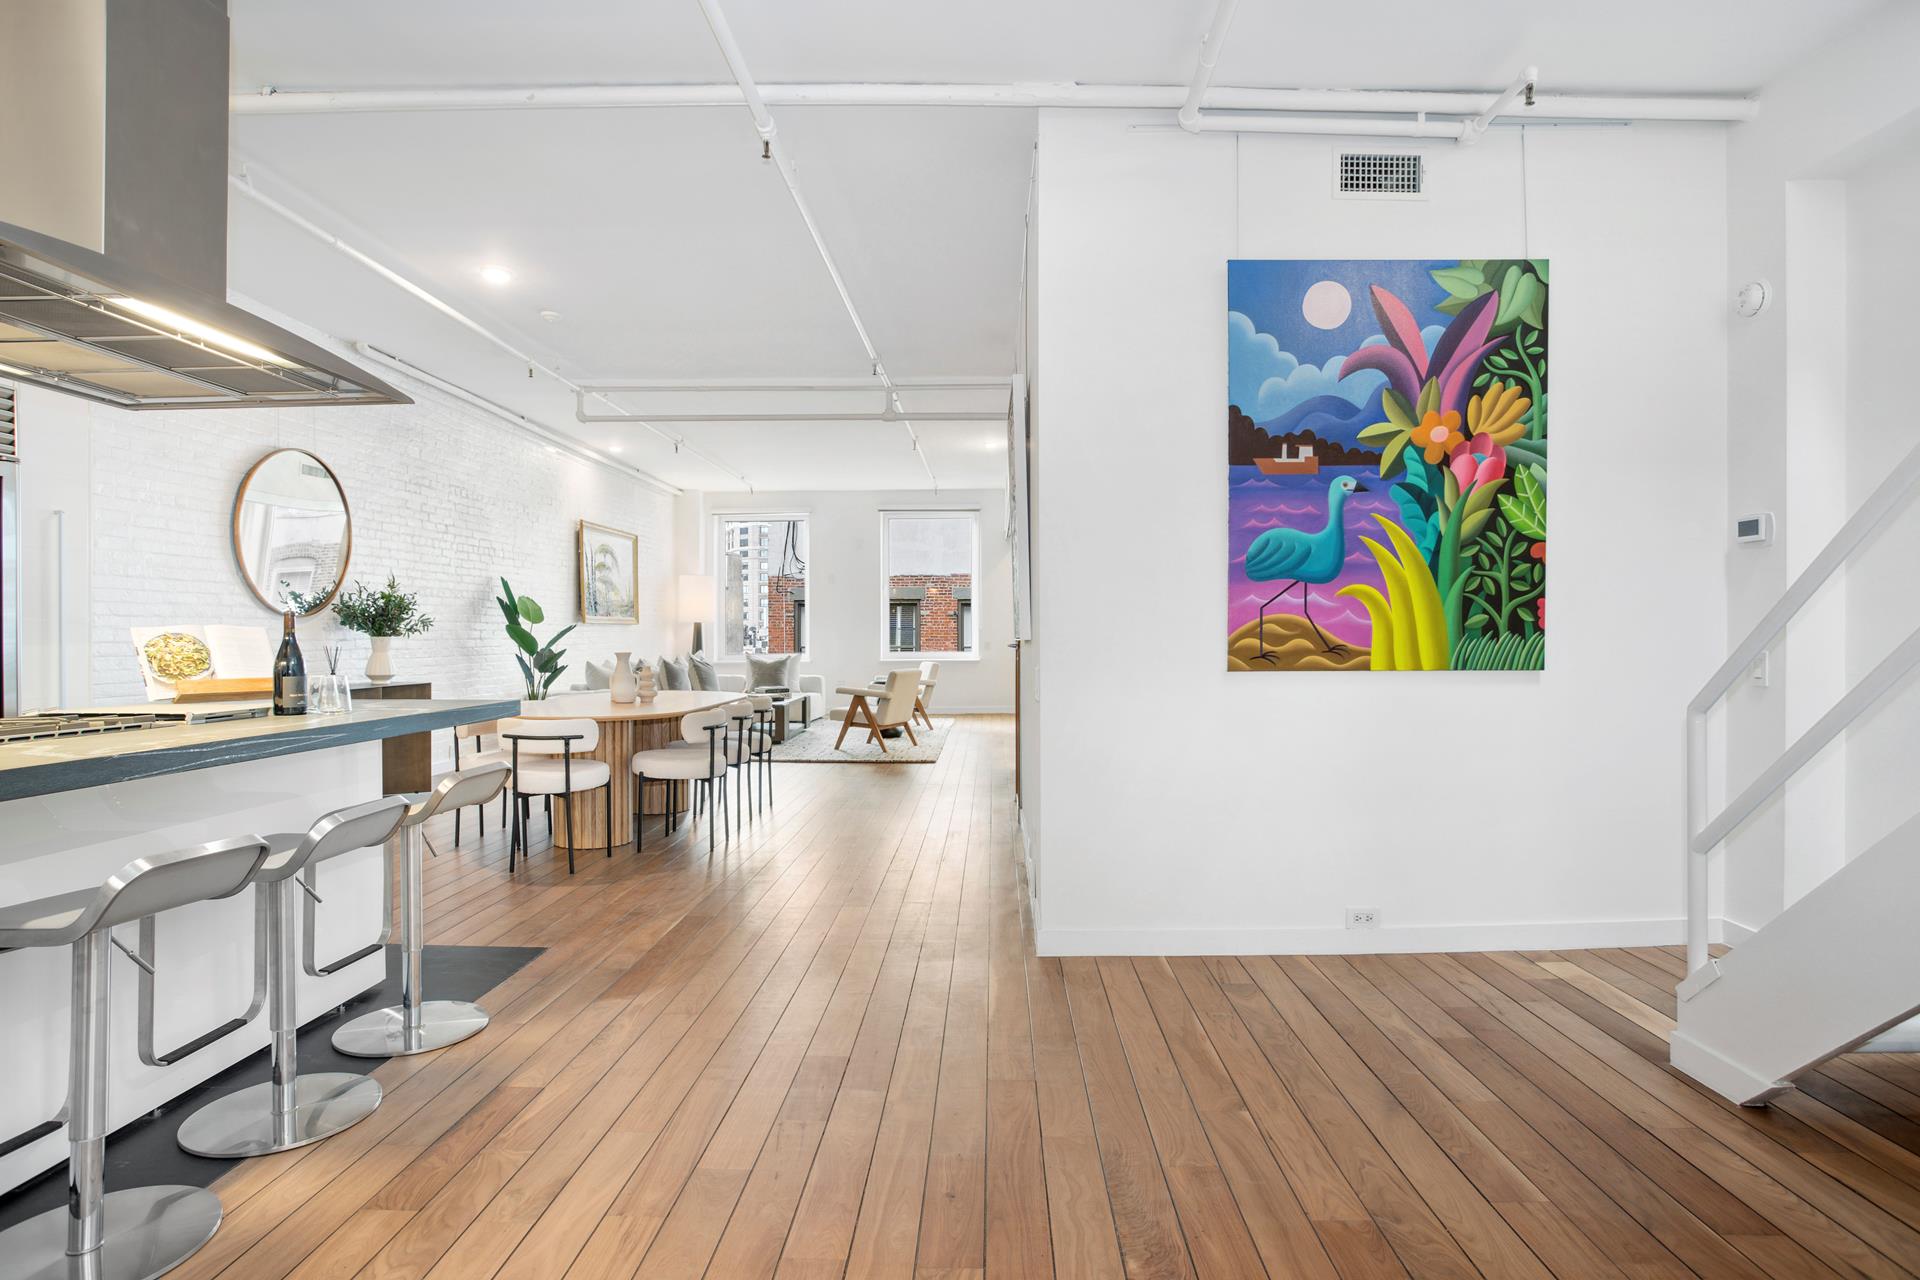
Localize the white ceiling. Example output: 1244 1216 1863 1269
222 0 1881 492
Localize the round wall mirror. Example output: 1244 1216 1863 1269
232 448 352 613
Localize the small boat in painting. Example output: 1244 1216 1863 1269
1253 442 1320 476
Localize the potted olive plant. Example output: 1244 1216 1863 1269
324 575 434 683
497 578 575 699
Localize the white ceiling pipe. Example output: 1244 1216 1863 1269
354 343 680 494
582 376 1011 391
1185 114 1472 140
229 166 754 490
577 409 1012 423
694 0 941 491
1462 65 1539 144
230 82 1758 122
1178 0 1243 132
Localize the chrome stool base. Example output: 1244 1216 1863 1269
0 1184 222 1280
331 1000 490 1058
175 1072 383 1158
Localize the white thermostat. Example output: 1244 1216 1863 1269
1735 513 1774 545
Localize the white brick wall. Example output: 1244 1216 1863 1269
78 378 675 709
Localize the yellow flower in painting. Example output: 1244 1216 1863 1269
1413 409 1464 464
1467 379 1531 446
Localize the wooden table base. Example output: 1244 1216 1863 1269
552 716 693 851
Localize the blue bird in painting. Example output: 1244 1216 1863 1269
1245 474 1368 662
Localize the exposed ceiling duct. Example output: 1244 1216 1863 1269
0 0 406 410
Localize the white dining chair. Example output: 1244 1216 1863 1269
451 720 512 846
496 717 613 874
632 706 734 852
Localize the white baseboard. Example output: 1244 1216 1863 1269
1717 916 1760 945
1034 916 1750 957
1019 808 1037 918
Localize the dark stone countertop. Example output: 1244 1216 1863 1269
0 699 519 802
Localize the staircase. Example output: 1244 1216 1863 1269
1674 444 1920 1105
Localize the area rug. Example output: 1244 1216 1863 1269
769 716 951 763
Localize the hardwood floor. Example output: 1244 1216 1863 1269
178 716 1920 1278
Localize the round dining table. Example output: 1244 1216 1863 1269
511 689 742 852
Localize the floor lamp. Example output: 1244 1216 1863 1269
679 574 714 658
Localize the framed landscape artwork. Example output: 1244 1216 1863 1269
578 519 640 623
1228 259 1549 672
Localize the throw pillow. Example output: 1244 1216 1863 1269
688 653 720 691
746 653 789 691
582 659 613 690
658 656 690 690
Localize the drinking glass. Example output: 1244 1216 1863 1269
311 674 352 714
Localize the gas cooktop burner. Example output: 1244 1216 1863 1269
0 713 185 744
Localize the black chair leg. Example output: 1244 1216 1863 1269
605 782 613 855
509 789 520 872
455 806 462 846
635 773 645 852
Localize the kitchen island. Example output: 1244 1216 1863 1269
0 697 517 1194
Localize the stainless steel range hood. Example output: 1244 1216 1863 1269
0 0 407 410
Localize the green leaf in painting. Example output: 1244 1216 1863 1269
1414 379 1439 420
1381 389 1416 428
1379 434 1410 477
1430 266 1485 299
1529 259 1550 284
1356 421 1404 444
1498 464 1548 540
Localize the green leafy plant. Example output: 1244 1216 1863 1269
497 578 575 699
309 575 434 637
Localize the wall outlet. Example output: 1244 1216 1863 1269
1345 907 1380 930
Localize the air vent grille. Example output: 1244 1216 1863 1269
1339 152 1422 195
0 384 15 463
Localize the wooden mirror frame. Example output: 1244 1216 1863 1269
231 448 353 614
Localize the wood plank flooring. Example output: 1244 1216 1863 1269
182 716 1920 1278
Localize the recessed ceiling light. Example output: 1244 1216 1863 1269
539 308 562 323
480 265 513 286
608 443 623 454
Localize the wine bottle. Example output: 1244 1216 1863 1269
273 609 307 716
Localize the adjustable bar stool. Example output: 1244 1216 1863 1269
175 796 409 1158
0 835 272 1280
332 763 512 1057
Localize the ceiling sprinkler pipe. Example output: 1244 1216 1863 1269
1178 0 1243 132
1463 65 1540 144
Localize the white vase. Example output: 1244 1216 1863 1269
610 650 636 703
365 635 394 684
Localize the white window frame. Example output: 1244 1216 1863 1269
879 508 980 662
714 511 810 659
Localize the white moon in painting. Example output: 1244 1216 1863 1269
1301 280 1352 330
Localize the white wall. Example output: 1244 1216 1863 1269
1030 110 1730 954
8 370 677 747
1722 3 1920 931
678 488 1015 713
1843 134 1920 864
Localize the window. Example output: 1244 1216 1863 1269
889 600 920 652
719 515 808 655
882 511 976 656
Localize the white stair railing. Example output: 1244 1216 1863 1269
1685 441 1920 982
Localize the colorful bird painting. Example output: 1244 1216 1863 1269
1243 474 1368 661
